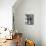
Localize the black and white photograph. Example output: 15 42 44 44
25 14 34 25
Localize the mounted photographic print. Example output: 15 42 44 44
25 14 34 25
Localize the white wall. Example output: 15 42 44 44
13 0 41 46
0 0 16 30
41 0 46 46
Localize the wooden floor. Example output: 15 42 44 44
0 39 16 46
